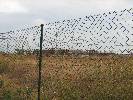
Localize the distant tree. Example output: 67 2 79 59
15 49 25 55
15 49 33 55
56 49 69 55
33 49 39 55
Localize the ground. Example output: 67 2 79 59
0 53 133 100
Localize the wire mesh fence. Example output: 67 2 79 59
0 8 133 100
41 8 133 100
0 26 41 99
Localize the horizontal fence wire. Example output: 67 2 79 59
0 8 133 100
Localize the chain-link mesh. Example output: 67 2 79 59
0 8 133 100
0 26 41 99
41 8 133 99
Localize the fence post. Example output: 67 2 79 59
38 24 44 100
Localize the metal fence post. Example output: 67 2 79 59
38 24 44 100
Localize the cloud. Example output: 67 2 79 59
0 0 132 14
33 19 47 26
23 0 132 9
0 0 133 31
0 0 28 13
18 0 133 19
57 0 133 12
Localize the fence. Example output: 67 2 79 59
0 26 42 99
0 8 133 99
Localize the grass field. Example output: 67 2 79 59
0 53 133 100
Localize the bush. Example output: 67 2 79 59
0 79 4 88
0 61 9 74
3 90 12 100
25 87 33 96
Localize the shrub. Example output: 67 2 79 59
3 90 12 100
0 61 9 74
25 87 33 96
0 79 4 88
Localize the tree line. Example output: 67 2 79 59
14 48 116 56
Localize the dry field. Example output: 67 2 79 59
0 53 133 100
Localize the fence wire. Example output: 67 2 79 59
0 8 133 100
42 8 133 100
0 26 41 99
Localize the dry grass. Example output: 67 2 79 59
0 53 133 100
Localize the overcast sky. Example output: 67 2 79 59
0 0 133 32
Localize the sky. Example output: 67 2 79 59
0 0 133 32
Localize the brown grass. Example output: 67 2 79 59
0 53 133 100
